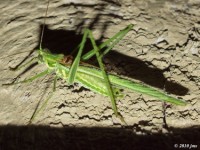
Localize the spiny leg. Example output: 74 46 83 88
69 24 133 61
82 24 133 61
29 75 57 124
67 25 133 84
68 29 89 84
66 27 128 123
2 69 49 86
87 29 126 124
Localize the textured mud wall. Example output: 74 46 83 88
0 0 199 142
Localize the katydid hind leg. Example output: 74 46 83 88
87 29 126 124
81 24 133 61
99 24 133 58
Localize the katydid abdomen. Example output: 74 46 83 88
54 62 186 106
54 62 123 98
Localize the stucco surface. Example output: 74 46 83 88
0 0 199 149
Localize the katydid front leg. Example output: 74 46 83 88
2 69 50 86
9 57 38 71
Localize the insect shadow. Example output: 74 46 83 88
31 24 187 96
12 0 188 96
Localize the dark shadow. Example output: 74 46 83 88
103 51 189 96
39 25 85 56
8 62 38 84
0 125 199 150
11 2 188 96
9 1 122 75
36 25 188 96
102 0 122 6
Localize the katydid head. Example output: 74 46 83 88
37 48 64 64
37 48 45 64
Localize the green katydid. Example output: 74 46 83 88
3 0 186 124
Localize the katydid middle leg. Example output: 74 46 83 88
68 29 90 84
29 75 58 124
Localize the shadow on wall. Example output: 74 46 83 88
25 25 189 96
0 125 199 150
13 1 188 96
